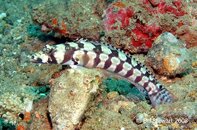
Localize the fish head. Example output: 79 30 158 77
30 44 73 64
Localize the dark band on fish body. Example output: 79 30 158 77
93 54 101 67
134 76 142 83
143 82 149 89
114 63 123 73
125 69 134 78
62 49 75 64
104 58 112 69
82 51 90 66
48 52 57 64
110 50 119 57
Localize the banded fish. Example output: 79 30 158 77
31 39 174 107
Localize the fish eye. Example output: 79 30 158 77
158 85 163 89
31 55 34 59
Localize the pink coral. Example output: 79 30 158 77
131 23 161 48
103 0 186 51
143 0 185 16
103 3 134 31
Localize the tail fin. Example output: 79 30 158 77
149 87 174 107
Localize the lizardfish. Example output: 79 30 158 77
31 39 174 107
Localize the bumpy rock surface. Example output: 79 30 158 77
32 0 105 40
48 68 103 130
146 32 191 76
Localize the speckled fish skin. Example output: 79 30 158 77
31 39 174 107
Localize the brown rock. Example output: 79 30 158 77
176 25 197 48
147 32 191 76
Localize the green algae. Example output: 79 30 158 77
103 77 147 101
24 86 50 102
0 118 15 130
27 24 54 40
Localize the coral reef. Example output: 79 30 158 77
102 0 191 53
30 0 196 53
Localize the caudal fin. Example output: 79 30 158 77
149 87 174 107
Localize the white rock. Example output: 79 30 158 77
48 68 103 130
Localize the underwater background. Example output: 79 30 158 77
0 0 197 129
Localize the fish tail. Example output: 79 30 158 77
149 87 174 107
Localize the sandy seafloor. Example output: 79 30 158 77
0 0 197 130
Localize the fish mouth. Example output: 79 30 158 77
28 54 41 63
27 55 34 62
28 51 50 63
